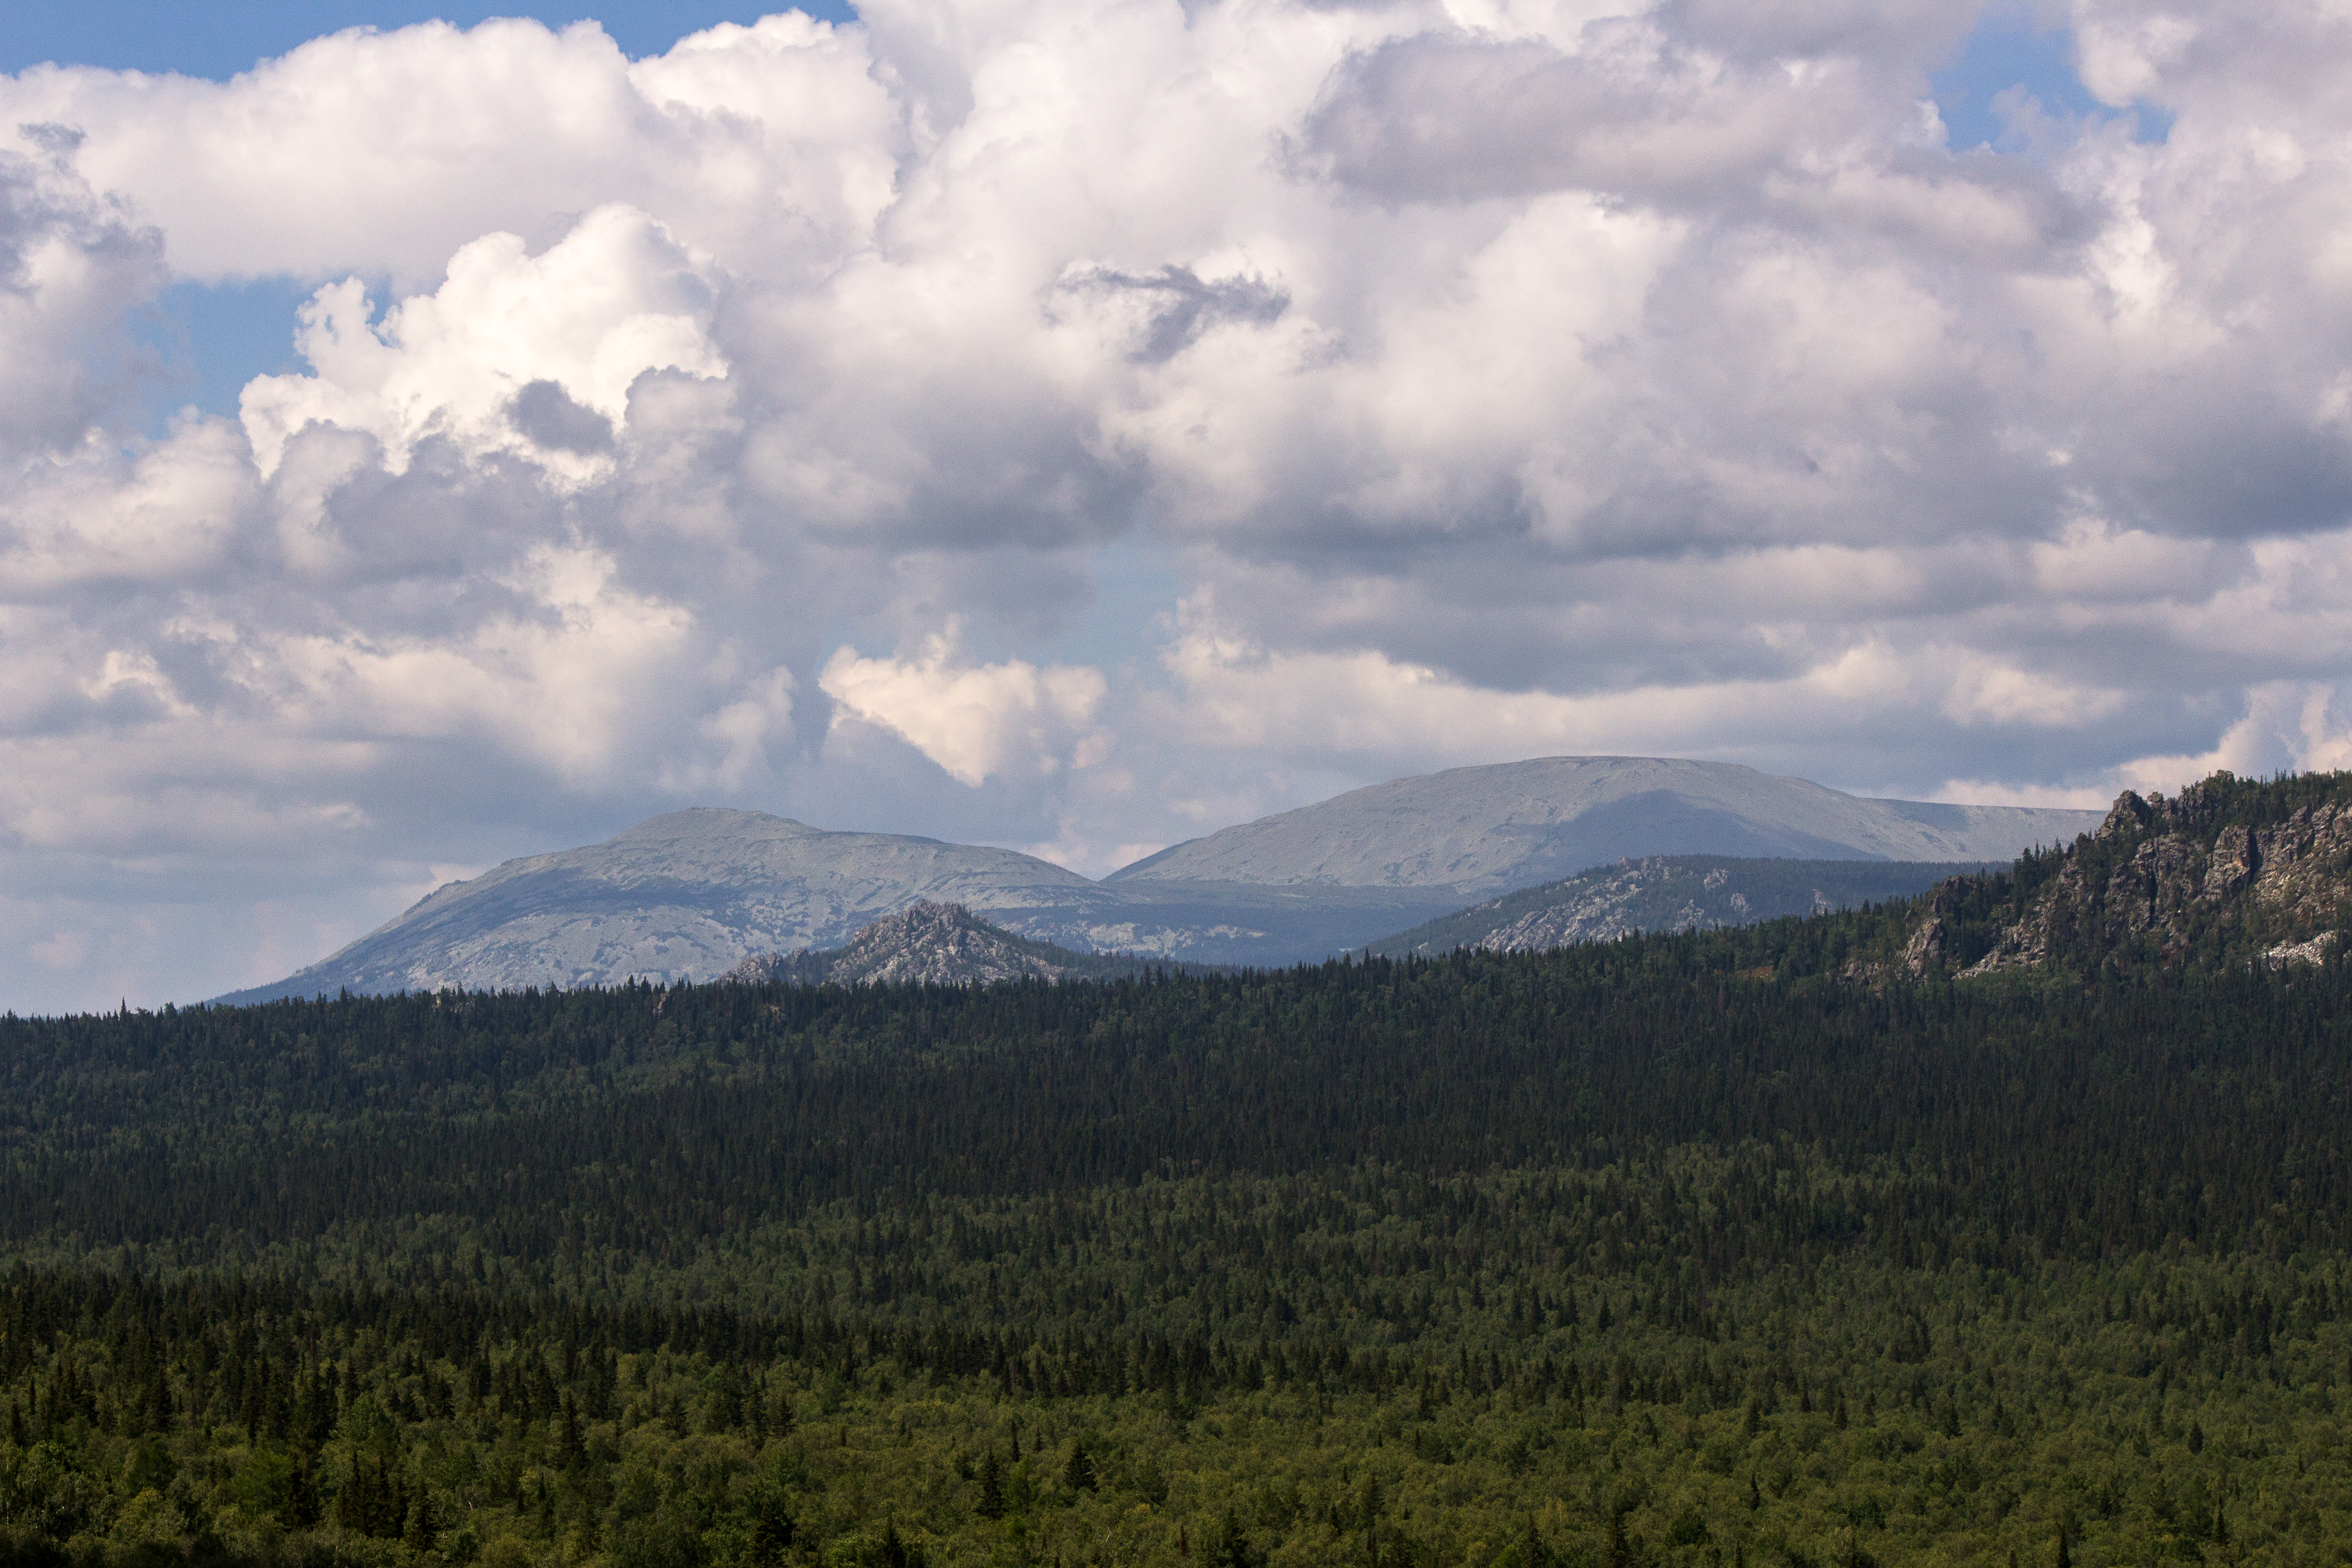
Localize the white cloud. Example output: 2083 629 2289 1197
257 543 705 779
240 204 728 483
0 419 257 591
30 929 91 971
1 14 898 287
1148 598 2118 773
821 622 1106 787
1940 658 2124 729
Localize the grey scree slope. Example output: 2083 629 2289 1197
1106 755 2104 897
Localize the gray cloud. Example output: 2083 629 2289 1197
1055 263 1289 364
0 146 164 453
509 378 616 454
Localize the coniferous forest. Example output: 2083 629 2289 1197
4 780 2352 1568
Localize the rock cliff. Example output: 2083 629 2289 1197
1887 773 2352 981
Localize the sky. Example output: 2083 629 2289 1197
3 1 2350 1013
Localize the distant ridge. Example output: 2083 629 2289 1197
1362 856 1997 958
1111 756 2101 895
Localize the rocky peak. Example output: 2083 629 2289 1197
1888 771 2352 981
725 901 1163 987
2095 791 2154 840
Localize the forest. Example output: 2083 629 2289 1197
3 776 2350 1568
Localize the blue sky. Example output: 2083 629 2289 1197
1929 6 2174 150
0 3 855 80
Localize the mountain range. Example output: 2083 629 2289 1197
215 755 2103 1001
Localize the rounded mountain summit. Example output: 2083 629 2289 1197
1109 755 2094 895
214 756 2100 1001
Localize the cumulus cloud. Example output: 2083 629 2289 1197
2 0 2352 1007
240 205 728 483
1 14 900 286
821 623 1108 787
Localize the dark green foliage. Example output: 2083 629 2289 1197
8 947 2352 1275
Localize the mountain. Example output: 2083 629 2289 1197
1885 771 2352 981
723 901 1196 986
214 810 1100 1004
1110 755 2101 896
214 810 1457 1002
1362 856 1996 958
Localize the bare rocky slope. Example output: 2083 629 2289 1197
1363 856 1995 958
1881 771 2352 982
1110 756 2100 895
723 901 1202 986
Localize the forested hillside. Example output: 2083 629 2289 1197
3 773 2350 1568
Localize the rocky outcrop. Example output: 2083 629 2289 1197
2261 932 2339 970
1888 774 2352 981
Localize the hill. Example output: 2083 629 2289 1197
723 901 1201 985
1362 855 1995 956
1109 755 2099 894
